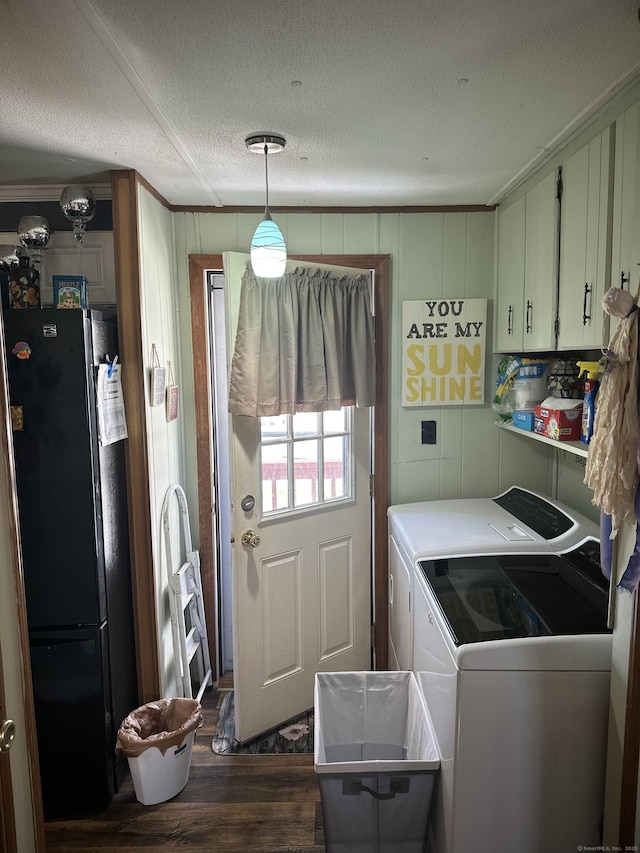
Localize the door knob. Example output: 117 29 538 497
0 719 16 753
241 529 261 548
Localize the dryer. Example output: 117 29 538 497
387 487 611 853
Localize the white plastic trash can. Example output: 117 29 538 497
126 729 197 805
116 697 203 805
314 671 440 853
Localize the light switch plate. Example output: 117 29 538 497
421 420 436 444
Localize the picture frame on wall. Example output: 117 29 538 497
166 384 179 422
149 344 165 406
151 367 166 406
166 359 179 422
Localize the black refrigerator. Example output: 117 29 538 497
3 308 138 816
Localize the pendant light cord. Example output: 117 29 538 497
263 143 270 215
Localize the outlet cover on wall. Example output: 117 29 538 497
421 421 436 444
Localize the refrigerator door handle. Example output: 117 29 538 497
30 637 97 658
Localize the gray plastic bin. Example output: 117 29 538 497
314 671 440 853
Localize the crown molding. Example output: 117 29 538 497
0 184 112 203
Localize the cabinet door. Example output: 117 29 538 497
523 171 559 351
558 128 613 349
611 101 640 294
495 195 525 352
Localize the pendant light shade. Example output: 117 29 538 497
245 133 286 278
250 213 286 278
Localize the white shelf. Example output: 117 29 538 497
497 422 589 458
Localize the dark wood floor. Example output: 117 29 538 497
44 689 325 852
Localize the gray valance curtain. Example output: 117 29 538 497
228 266 375 417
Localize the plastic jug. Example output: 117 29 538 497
576 361 602 444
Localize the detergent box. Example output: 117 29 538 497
53 275 88 309
533 399 582 441
512 411 535 431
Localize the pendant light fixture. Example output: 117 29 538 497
245 133 287 278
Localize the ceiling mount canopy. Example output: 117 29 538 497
245 133 286 155
245 132 287 279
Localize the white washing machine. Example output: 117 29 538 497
388 487 612 853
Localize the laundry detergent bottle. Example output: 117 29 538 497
577 361 602 444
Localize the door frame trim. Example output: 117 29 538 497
0 320 45 851
111 170 161 703
188 253 391 675
0 619 16 853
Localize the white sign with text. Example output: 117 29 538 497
402 298 487 407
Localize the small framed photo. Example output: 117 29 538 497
150 366 166 407
166 385 179 422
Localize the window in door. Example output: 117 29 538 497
260 408 353 516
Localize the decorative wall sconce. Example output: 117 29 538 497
245 133 287 278
60 185 95 247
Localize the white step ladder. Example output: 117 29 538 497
162 483 212 703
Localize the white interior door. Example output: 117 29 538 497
223 252 373 743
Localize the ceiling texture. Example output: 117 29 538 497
1 0 639 208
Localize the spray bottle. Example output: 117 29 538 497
576 361 603 445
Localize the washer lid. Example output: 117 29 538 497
418 538 609 646
388 495 542 563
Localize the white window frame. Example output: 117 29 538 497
259 407 354 519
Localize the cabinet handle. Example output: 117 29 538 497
507 304 513 335
525 300 533 334
582 283 592 326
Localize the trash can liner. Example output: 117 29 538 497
116 697 203 758
314 670 439 774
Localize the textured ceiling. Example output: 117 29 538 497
1 0 639 207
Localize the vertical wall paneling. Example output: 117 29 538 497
556 454 598 523
497 431 552 496
320 214 345 254
394 215 444 504
172 218 201 522
192 213 238 255
439 214 468 496
342 214 379 254
440 407 464 499
137 185 188 697
462 406 501 497
443 213 468 293
287 213 322 253
464 213 495 299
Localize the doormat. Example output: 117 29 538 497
211 691 314 755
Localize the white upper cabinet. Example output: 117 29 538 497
557 127 614 350
495 171 559 352
611 101 640 296
523 171 560 351
495 195 525 351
